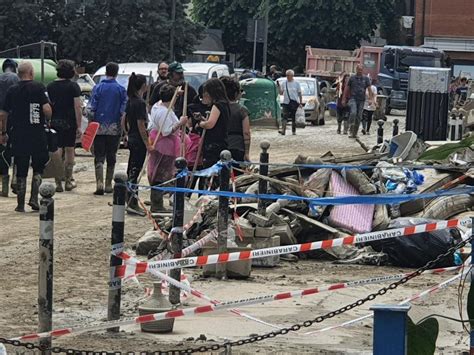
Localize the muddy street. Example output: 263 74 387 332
1 112 470 354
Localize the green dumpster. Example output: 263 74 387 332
0 58 57 84
239 78 281 124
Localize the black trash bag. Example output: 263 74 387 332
368 217 460 268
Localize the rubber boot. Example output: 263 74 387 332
126 194 146 217
15 177 27 212
1 175 9 197
55 177 64 193
28 174 42 211
94 163 104 195
337 121 342 134
105 164 115 194
279 120 287 135
11 165 17 194
150 189 166 213
343 120 348 135
65 163 76 191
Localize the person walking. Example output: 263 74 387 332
198 78 231 169
336 73 350 135
361 78 378 135
343 65 375 138
0 59 19 197
278 70 302 136
47 59 82 192
147 84 188 212
89 62 127 195
220 76 251 164
123 73 151 215
0 61 51 212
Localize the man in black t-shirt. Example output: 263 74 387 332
47 59 82 192
148 62 197 117
0 61 52 212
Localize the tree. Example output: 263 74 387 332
0 0 203 70
192 0 396 69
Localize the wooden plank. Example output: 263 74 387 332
281 208 341 234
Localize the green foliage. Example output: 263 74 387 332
192 0 396 69
0 0 203 69
407 315 439 355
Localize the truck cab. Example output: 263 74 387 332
378 46 446 114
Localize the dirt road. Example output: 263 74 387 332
1 113 470 353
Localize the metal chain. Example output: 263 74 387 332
1 235 471 354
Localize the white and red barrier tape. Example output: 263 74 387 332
115 218 467 279
305 264 471 335
12 265 460 341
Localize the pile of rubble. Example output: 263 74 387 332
136 132 474 278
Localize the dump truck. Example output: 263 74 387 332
305 45 447 114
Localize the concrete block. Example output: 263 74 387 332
273 223 297 245
247 212 273 227
201 246 252 279
255 226 275 238
251 235 280 267
236 218 255 239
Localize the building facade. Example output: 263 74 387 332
414 0 474 77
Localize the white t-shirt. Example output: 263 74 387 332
148 103 179 136
282 79 301 104
364 85 377 111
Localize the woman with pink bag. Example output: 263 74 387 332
147 84 188 212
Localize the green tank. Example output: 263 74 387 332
239 78 281 123
0 58 57 84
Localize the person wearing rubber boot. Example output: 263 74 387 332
343 65 375 139
89 62 127 195
278 70 302 136
0 61 51 212
147 84 188 213
47 60 82 192
336 73 350 135
0 59 19 197
124 73 152 216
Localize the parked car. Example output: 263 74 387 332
276 76 324 125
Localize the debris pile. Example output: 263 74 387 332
138 132 474 272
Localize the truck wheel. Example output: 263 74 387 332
421 194 474 220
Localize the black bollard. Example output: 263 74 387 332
38 182 55 355
258 141 270 215
392 119 399 137
169 157 187 305
377 120 385 145
216 150 232 280
107 172 127 332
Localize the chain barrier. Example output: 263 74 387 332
1 235 471 354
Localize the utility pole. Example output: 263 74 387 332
169 0 176 62
262 0 269 75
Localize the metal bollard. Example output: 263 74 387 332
377 120 385 145
392 118 399 137
107 172 127 332
371 304 411 355
216 150 232 279
38 182 56 354
169 157 187 305
258 140 270 215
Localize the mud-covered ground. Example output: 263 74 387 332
1 112 471 354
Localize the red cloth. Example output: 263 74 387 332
147 129 180 185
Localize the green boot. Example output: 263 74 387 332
94 163 104 195
105 164 115 193
15 177 26 212
1 175 9 197
28 174 42 211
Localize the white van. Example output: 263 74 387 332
92 62 230 91
181 63 230 91
92 62 159 88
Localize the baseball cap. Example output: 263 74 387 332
168 62 184 73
